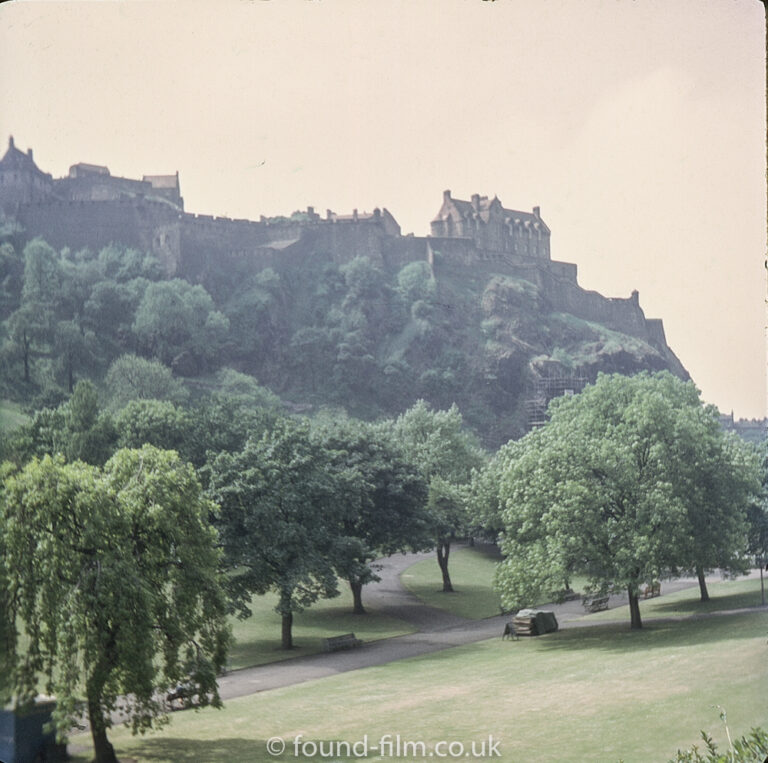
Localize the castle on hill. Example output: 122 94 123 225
0 136 685 377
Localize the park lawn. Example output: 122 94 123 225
70 611 767 762
400 545 504 618
582 576 765 624
401 546 591 619
227 586 416 670
0 399 27 431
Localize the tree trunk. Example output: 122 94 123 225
628 586 642 630
22 333 29 383
436 541 454 592
695 565 710 602
349 577 366 615
87 673 117 763
280 590 294 649
281 611 293 649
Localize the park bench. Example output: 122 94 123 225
323 633 362 652
641 582 661 599
583 595 609 613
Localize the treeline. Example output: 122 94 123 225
0 237 500 432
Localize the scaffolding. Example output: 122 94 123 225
525 374 588 429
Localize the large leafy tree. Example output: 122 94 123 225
1 447 230 763
5 380 117 466
132 279 229 372
310 416 431 614
104 353 189 411
494 372 760 629
391 401 485 592
208 418 345 649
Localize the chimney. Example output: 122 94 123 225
27 148 33 162
353 208 358 221
8 136 14 149
326 209 333 220
443 189 451 202
471 194 480 210
307 206 314 217
533 206 540 219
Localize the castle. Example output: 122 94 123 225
0 136 686 376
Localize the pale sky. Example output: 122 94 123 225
0 0 765 419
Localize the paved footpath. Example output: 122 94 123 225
68 551 766 755
216 549 766 701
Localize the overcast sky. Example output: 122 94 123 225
0 0 765 419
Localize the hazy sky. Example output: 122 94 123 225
0 0 765 419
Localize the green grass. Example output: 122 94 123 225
400 546 504 619
0 399 28 431
70 611 767 762
583 576 766 623
401 546 590 620
227 586 416 670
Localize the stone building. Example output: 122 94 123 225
430 189 550 259
0 136 54 204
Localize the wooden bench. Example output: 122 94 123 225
583 595 609 613
641 582 661 599
323 633 362 652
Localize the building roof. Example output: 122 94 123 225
0 136 49 178
69 162 110 176
432 191 543 228
143 174 179 190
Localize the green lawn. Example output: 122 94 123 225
0 399 28 431
401 546 590 619
400 545 505 619
70 611 767 762
227 585 416 670
583 576 766 623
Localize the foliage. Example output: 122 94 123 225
1 448 230 762
390 401 485 591
671 711 768 763
104 353 189 410
494 372 760 628
5 380 117 466
309 416 431 612
133 279 229 372
207 418 346 648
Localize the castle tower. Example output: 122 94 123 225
0 136 54 207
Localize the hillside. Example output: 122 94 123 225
0 140 688 444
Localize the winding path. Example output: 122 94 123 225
215 548 765 701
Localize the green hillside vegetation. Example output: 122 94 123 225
0 237 681 445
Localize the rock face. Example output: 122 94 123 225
0 138 688 444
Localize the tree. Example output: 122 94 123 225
310 416 430 614
132 279 229 371
391 401 485 592
104 353 189 410
115 398 195 461
208 418 343 649
494 372 760 629
5 380 116 467
1 447 230 763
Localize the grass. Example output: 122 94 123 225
582 576 766 623
0 399 28 431
401 545 590 619
226 585 416 670
70 610 767 762
400 545 504 619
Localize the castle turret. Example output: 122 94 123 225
0 137 54 207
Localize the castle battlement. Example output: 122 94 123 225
0 138 683 369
